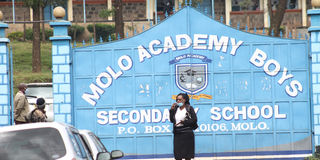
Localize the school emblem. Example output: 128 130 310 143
175 63 208 94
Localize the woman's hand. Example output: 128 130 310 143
171 103 177 110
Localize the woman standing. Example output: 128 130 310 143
170 93 198 160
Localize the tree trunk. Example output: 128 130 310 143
32 5 41 72
41 7 46 41
268 0 287 37
114 0 124 38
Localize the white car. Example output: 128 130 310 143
25 83 54 121
0 122 93 160
80 130 124 160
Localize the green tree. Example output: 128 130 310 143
21 0 64 72
99 0 124 38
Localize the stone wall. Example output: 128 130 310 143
0 3 30 22
231 10 303 30
72 1 146 22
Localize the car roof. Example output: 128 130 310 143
27 83 52 87
0 122 75 133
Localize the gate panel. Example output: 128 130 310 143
72 7 311 159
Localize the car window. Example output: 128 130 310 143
67 129 82 157
73 132 93 160
26 86 53 99
89 133 107 153
0 127 66 160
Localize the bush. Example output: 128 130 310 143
8 31 24 41
68 24 85 41
25 28 53 41
87 23 115 42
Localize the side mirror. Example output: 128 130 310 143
111 150 124 159
97 152 111 160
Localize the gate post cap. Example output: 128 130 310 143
312 0 320 8
0 11 3 21
53 6 65 19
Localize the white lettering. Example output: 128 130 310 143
278 67 294 85
208 35 229 52
230 38 244 55
286 80 303 97
82 84 104 106
263 59 281 76
163 36 176 53
176 34 192 50
193 34 208 50
118 55 133 71
249 49 267 67
138 45 152 62
149 40 163 55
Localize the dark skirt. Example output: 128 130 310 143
174 131 195 159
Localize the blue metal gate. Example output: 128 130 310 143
72 6 311 159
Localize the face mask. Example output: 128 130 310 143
177 102 183 107
24 88 29 94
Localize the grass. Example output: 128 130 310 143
10 41 52 92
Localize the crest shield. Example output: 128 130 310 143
175 63 208 94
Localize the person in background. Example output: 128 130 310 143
14 83 29 125
170 93 198 160
29 97 47 122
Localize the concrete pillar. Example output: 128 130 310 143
263 0 269 28
225 0 231 25
308 9 320 145
302 0 307 27
50 7 72 124
67 0 73 21
259 0 264 10
0 16 11 126
108 0 112 20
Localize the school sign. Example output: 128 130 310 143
58 7 311 159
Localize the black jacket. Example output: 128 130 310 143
170 104 198 133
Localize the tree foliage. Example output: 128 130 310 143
20 0 65 72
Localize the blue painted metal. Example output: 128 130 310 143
117 33 120 40
237 22 240 30
280 31 283 38
308 9 320 148
220 16 223 23
9 46 13 125
100 37 103 43
289 32 292 39
298 33 301 39
70 7 311 159
245 24 248 32
91 38 94 44
126 31 129 38
73 41 76 48
254 27 256 34
108 35 111 42
263 28 265 35
142 25 145 32
0 22 10 126
82 40 85 46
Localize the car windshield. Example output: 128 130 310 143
26 86 53 99
0 127 66 160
